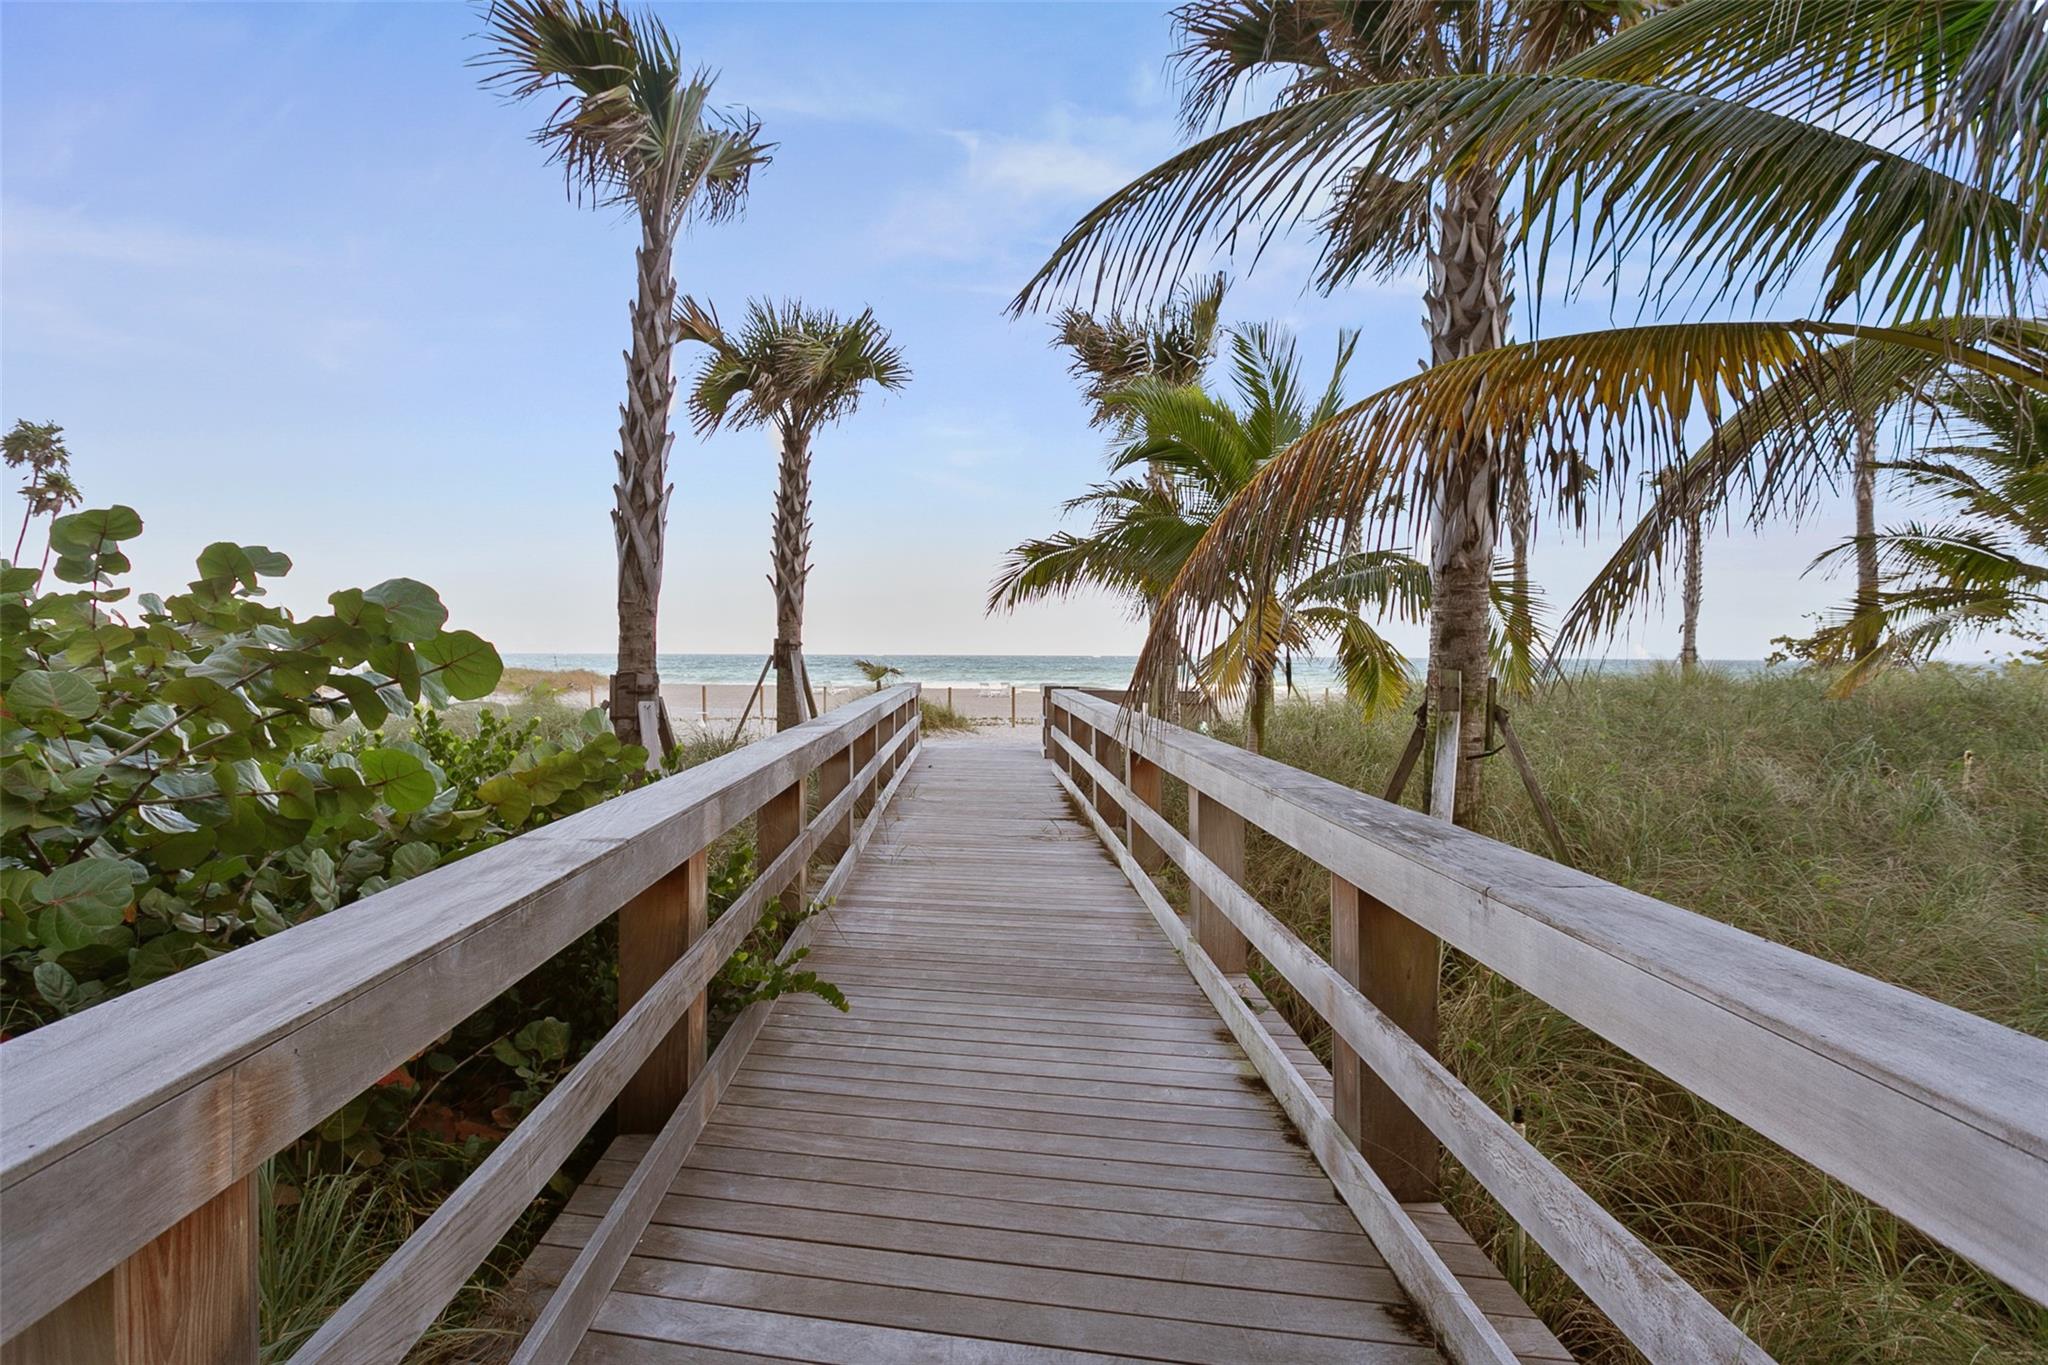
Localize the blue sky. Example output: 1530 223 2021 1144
0 1 1958 661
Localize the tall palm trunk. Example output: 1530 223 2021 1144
771 422 814 731
1678 503 1703 673
1852 410 1881 658
1246 653 1274 755
1423 168 1512 826
1505 455 1533 685
610 213 679 751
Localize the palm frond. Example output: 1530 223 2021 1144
1013 64 2035 324
1552 318 2048 658
674 294 908 438
478 0 770 222
1127 316 2048 707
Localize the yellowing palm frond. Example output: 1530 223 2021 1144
1127 317 2048 705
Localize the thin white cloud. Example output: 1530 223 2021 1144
869 106 1178 266
1 201 307 271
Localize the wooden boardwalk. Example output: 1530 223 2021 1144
529 739 1564 1363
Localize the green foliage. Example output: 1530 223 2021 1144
0 507 661 1029
853 658 902 689
702 839 848 1027
1241 670 2047 1362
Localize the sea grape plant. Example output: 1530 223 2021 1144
0 506 648 1026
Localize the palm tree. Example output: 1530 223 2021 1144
993 325 1429 753
853 658 902 691
1020 0 1631 821
479 0 770 751
1016 0 2043 825
1552 321 2047 665
1054 272 1229 432
4 420 81 574
675 298 909 730
1797 377 2047 693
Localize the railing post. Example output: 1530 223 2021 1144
877 708 899 786
1190 790 1249 973
1331 873 1440 1201
816 735 854 865
1041 686 1054 759
1091 727 1123 829
850 720 878 821
757 773 808 922
617 850 709 1132
3 1176 260 1365
1127 750 1165 874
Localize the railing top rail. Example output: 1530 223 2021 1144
1050 688 2048 1300
0 684 916 1301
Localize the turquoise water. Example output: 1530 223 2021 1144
504 652 1769 688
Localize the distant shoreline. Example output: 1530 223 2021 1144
503 651 1775 691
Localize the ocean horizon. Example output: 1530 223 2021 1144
504 652 1774 689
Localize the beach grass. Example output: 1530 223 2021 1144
1220 665 2047 1362
919 698 979 733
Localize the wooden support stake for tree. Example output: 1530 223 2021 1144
1428 670 1462 823
1493 704 1574 866
616 851 708 1132
728 653 773 745
1383 700 1429 805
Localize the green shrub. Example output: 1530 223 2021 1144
0 507 654 1031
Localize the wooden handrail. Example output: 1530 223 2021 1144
1048 690 2048 1329
0 684 921 1351
1051 722 1762 1361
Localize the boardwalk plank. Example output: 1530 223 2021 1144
559 738 1565 1362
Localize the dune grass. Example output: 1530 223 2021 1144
1224 665 2047 1362
919 698 979 733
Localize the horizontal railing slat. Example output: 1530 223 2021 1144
0 686 917 1342
1046 746 1522 1365
1053 724 1769 1363
293 713 920 1364
507 729 923 1365
1053 690 2048 1306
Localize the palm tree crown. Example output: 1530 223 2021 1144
993 324 1435 752
478 0 772 752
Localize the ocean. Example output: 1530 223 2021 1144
504 652 1770 689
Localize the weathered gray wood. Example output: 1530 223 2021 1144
1126 752 1165 873
1055 687 2048 1306
512 737 923 1364
1429 669 1461 823
2 1174 258 1365
1055 722 1769 1362
616 852 708 1134
0 686 920 1344
287 718 919 1364
1190 789 1249 974
554 739 1507 1365
1333 873 1440 1201
1049 749 1520 1365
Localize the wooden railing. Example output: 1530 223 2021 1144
0 684 922 1364
1045 688 2048 1364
